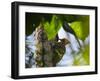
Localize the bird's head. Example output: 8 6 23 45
59 38 70 46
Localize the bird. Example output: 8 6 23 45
52 38 70 66
63 21 81 48
34 24 70 67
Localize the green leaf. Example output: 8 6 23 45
70 16 89 40
70 21 82 39
83 45 90 64
73 45 90 65
43 15 62 40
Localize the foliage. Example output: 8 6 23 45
73 45 90 65
43 15 62 40
70 16 89 41
26 13 90 67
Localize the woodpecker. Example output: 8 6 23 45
52 38 70 66
35 24 70 67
